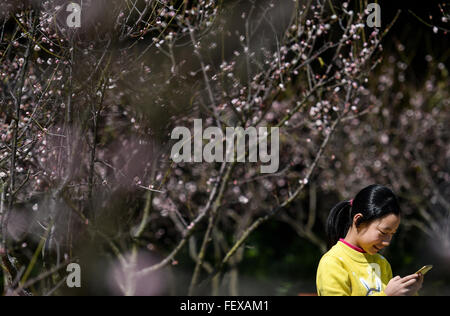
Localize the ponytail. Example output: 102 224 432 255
326 200 353 249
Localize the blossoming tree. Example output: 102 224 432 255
0 0 448 295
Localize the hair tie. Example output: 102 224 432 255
349 199 353 206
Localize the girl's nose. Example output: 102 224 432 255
382 236 392 246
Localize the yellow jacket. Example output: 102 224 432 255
316 240 392 296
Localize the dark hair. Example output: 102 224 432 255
326 184 401 249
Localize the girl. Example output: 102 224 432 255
316 184 423 296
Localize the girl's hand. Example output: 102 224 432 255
384 274 423 296
404 273 424 296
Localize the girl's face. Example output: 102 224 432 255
353 213 401 255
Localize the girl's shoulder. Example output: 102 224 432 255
318 244 346 265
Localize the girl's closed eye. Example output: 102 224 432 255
378 229 396 237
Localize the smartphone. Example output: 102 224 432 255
415 265 433 275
